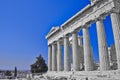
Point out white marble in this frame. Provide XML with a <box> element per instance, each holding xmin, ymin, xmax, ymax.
<box><xmin>48</xmin><ymin>45</ymin><xmax>52</xmax><ymax>71</ymax></box>
<box><xmin>52</xmin><ymin>44</ymin><xmax>57</xmax><ymax>71</ymax></box>
<box><xmin>46</xmin><ymin>0</ymin><xmax>120</xmax><ymax>79</ymax></box>
<box><xmin>78</xmin><ymin>36</ymin><xmax>84</xmax><ymax>70</ymax></box>
<box><xmin>57</xmin><ymin>40</ymin><xmax>62</xmax><ymax>71</ymax></box>
<box><xmin>72</xmin><ymin>32</ymin><xmax>80</xmax><ymax>71</ymax></box>
<box><xmin>64</xmin><ymin>36</ymin><xmax>71</xmax><ymax>71</ymax></box>
<box><xmin>96</xmin><ymin>19</ymin><xmax>110</xmax><ymax>71</ymax></box>
<box><xmin>83</xmin><ymin>27</ymin><xmax>94</xmax><ymax>71</ymax></box>
<box><xmin>111</xmin><ymin>12</ymin><xmax>120</xmax><ymax>70</ymax></box>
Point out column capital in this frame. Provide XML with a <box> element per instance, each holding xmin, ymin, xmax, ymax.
<box><xmin>63</xmin><ymin>35</ymin><xmax>69</xmax><ymax>38</ymax></box>
<box><xmin>51</xmin><ymin>41</ymin><xmax>57</xmax><ymax>46</ymax></box>
<box><xmin>82</xmin><ymin>26</ymin><xmax>89</xmax><ymax>31</ymax></box>
<box><xmin>71</xmin><ymin>30</ymin><xmax>78</xmax><ymax>34</ymax></box>
<box><xmin>57</xmin><ymin>37</ymin><xmax>63</xmax><ymax>42</ymax></box>
<box><xmin>83</xmin><ymin>24</ymin><xmax>91</xmax><ymax>29</ymax></box>
<box><xmin>95</xmin><ymin>16</ymin><xmax>106</xmax><ymax>22</ymax></box>
<box><xmin>63</xmin><ymin>33</ymin><xmax>71</xmax><ymax>38</ymax></box>
<box><xmin>57</xmin><ymin>39</ymin><xmax>63</xmax><ymax>46</ymax></box>
<box><xmin>110</xmin><ymin>8</ymin><xmax>120</xmax><ymax>14</ymax></box>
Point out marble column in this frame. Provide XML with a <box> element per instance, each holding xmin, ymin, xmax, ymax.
<box><xmin>96</xmin><ymin>19</ymin><xmax>110</xmax><ymax>71</ymax></box>
<box><xmin>57</xmin><ymin>40</ymin><xmax>62</xmax><ymax>71</ymax></box>
<box><xmin>83</xmin><ymin>27</ymin><xmax>94</xmax><ymax>71</ymax></box>
<box><xmin>72</xmin><ymin>32</ymin><xmax>80</xmax><ymax>71</ymax></box>
<box><xmin>111</xmin><ymin>12</ymin><xmax>120</xmax><ymax>69</ymax></box>
<box><xmin>48</xmin><ymin>45</ymin><xmax>52</xmax><ymax>71</ymax></box>
<box><xmin>52</xmin><ymin>43</ymin><xmax>57</xmax><ymax>71</ymax></box>
<box><xmin>78</xmin><ymin>36</ymin><xmax>84</xmax><ymax>69</ymax></box>
<box><xmin>64</xmin><ymin>36</ymin><xmax>71</xmax><ymax>71</ymax></box>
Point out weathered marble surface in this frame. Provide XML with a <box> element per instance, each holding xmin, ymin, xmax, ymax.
<box><xmin>43</xmin><ymin>70</ymin><xmax>120</xmax><ymax>80</ymax></box>
<box><xmin>46</xmin><ymin>0</ymin><xmax>120</xmax><ymax>79</ymax></box>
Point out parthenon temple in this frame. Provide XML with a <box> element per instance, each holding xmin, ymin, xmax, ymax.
<box><xmin>45</xmin><ymin>0</ymin><xmax>120</xmax><ymax>79</ymax></box>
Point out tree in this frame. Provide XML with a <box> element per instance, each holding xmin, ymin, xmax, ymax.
<box><xmin>31</xmin><ymin>54</ymin><xmax>48</xmax><ymax>73</ymax></box>
<box><xmin>5</xmin><ymin>70</ymin><xmax>12</xmax><ymax>76</ymax></box>
<box><xmin>14</xmin><ymin>66</ymin><xmax>17</xmax><ymax>77</ymax></box>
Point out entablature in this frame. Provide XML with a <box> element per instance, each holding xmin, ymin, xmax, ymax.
<box><xmin>46</xmin><ymin>0</ymin><xmax>118</xmax><ymax>45</ymax></box>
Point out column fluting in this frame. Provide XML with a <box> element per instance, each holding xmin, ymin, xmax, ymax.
<box><xmin>96</xmin><ymin>19</ymin><xmax>110</xmax><ymax>71</ymax></box>
<box><xmin>78</xmin><ymin>36</ymin><xmax>84</xmax><ymax>70</ymax></box>
<box><xmin>64</xmin><ymin>36</ymin><xmax>71</xmax><ymax>71</ymax></box>
<box><xmin>72</xmin><ymin>32</ymin><xmax>80</xmax><ymax>71</ymax></box>
<box><xmin>57</xmin><ymin>40</ymin><xmax>62</xmax><ymax>71</ymax></box>
<box><xmin>52</xmin><ymin>43</ymin><xmax>57</xmax><ymax>71</ymax></box>
<box><xmin>111</xmin><ymin>12</ymin><xmax>120</xmax><ymax>69</ymax></box>
<box><xmin>83</xmin><ymin>27</ymin><xmax>94</xmax><ymax>71</ymax></box>
<box><xmin>48</xmin><ymin>45</ymin><xmax>52</xmax><ymax>71</ymax></box>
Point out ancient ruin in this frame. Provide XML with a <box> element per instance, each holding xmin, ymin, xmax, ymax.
<box><xmin>46</xmin><ymin>0</ymin><xmax>120</xmax><ymax>79</ymax></box>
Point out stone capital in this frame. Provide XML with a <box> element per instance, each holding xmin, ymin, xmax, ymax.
<box><xmin>95</xmin><ymin>16</ymin><xmax>106</xmax><ymax>22</ymax></box>
<box><xmin>83</xmin><ymin>23</ymin><xmax>91</xmax><ymax>29</ymax></box>
<box><xmin>57</xmin><ymin>37</ymin><xmax>63</xmax><ymax>41</ymax></box>
<box><xmin>82</xmin><ymin>26</ymin><xmax>89</xmax><ymax>30</ymax></box>
<box><xmin>110</xmin><ymin>8</ymin><xmax>120</xmax><ymax>14</ymax></box>
<box><xmin>57</xmin><ymin>39</ymin><xmax>63</xmax><ymax>46</ymax></box>
<box><xmin>63</xmin><ymin>35</ymin><xmax>69</xmax><ymax>38</ymax></box>
<box><xmin>71</xmin><ymin>30</ymin><xmax>78</xmax><ymax>34</ymax></box>
<box><xmin>51</xmin><ymin>41</ymin><xmax>57</xmax><ymax>45</ymax></box>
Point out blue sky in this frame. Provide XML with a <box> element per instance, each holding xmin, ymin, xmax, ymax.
<box><xmin>0</xmin><ymin>0</ymin><xmax>114</xmax><ymax>70</ymax></box>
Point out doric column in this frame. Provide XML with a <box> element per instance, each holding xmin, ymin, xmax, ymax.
<box><xmin>96</xmin><ymin>18</ymin><xmax>110</xmax><ymax>71</ymax></box>
<box><xmin>78</xmin><ymin>36</ymin><xmax>84</xmax><ymax>69</ymax></box>
<box><xmin>52</xmin><ymin>43</ymin><xmax>57</xmax><ymax>71</ymax></box>
<box><xmin>64</xmin><ymin>36</ymin><xmax>71</xmax><ymax>71</ymax></box>
<box><xmin>48</xmin><ymin>45</ymin><xmax>52</xmax><ymax>71</ymax></box>
<box><xmin>83</xmin><ymin>27</ymin><xmax>94</xmax><ymax>71</ymax></box>
<box><xmin>110</xmin><ymin>12</ymin><xmax>120</xmax><ymax>69</ymax></box>
<box><xmin>72</xmin><ymin>32</ymin><xmax>80</xmax><ymax>71</ymax></box>
<box><xmin>57</xmin><ymin>39</ymin><xmax>62</xmax><ymax>71</ymax></box>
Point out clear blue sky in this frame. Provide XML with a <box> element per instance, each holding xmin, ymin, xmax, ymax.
<box><xmin>0</xmin><ymin>0</ymin><xmax>114</xmax><ymax>70</ymax></box>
